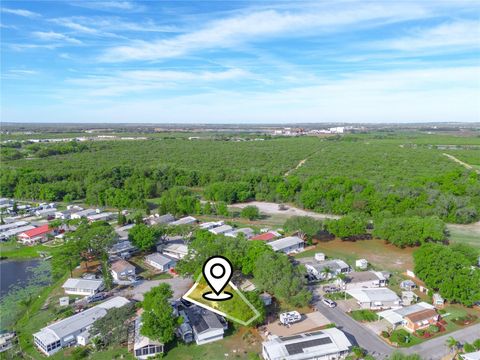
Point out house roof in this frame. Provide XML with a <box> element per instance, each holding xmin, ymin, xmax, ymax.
<box><xmin>20</xmin><ymin>224</ymin><xmax>50</xmax><ymax>238</ymax></box>
<box><xmin>268</xmin><ymin>236</ymin><xmax>303</xmax><ymax>252</ymax></box>
<box><xmin>62</xmin><ymin>278</ymin><xmax>104</xmax><ymax>291</ymax></box>
<box><xmin>186</xmin><ymin>307</ymin><xmax>223</xmax><ymax>335</ymax></box>
<box><xmin>145</xmin><ymin>252</ymin><xmax>176</xmax><ymax>266</ymax></box>
<box><xmin>1</xmin><ymin>225</ymin><xmax>36</xmax><ymax>238</ymax></box>
<box><xmin>346</xmin><ymin>288</ymin><xmax>400</xmax><ymax>303</ymax></box>
<box><xmin>404</xmin><ymin>309</ymin><xmax>438</xmax><ymax>323</ymax></box>
<box><xmin>262</xmin><ymin>328</ymin><xmax>351</xmax><ymax>359</ymax></box>
<box><xmin>307</xmin><ymin>259</ymin><xmax>349</xmax><ymax>273</ymax></box>
<box><xmin>33</xmin><ymin>297</ymin><xmax>129</xmax><ymax>345</ymax></box>
<box><xmin>163</xmin><ymin>243</ymin><xmax>188</xmax><ymax>255</ymax></box>
<box><xmin>109</xmin><ymin>240</ymin><xmax>136</xmax><ymax>254</ymax></box>
<box><xmin>251</xmin><ymin>232</ymin><xmax>277</xmax><ymax>241</ymax></box>
<box><xmin>111</xmin><ymin>259</ymin><xmax>135</xmax><ymax>273</ymax></box>
<box><xmin>378</xmin><ymin>302</ymin><xmax>434</xmax><ymax>325</ymax></box>
<box><xmin>347</xmin><ymin>271</ymin><xmax>385</xmax><ymax>283</ymax></box>
<box><xmin>462</xmin><ymin>351</ymin><xmax>480</xmax><ymax>360</ymax></box>
<box><xmin>225</xmin><ymin>228</ymin><xmax>254</xmax><ymax>238</ymax></box>
<box><xmin>134</xmin><ymin>316</ymin><xmax>163</xmax><ymax>350</ymax></box>
<box><xmin>209</xmin><ymin>224</ymin><xmax>233</xmax><ymax>234</ymax></box>
<box><xmin>170</xmin><ymin>216</ymin><xmax>197</xmax><ymax>226</ymax></box>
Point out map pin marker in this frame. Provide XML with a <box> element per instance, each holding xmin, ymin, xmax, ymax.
<box><xmin>202</xmin><ymin>256</ymin><xmax>233</xmax><ymax>301</ymax></box>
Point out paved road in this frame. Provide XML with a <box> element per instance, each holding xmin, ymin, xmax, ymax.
<box><xmin>317</xmin><ymin>300</ymin><xmax>480</xmax><ymax>360</ymax></box>
<box><xmin>316</xmin><ymin>301</ymin><xmax>393</xmax><ymax>359</ymax></box>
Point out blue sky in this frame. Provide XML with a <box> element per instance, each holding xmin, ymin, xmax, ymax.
<box><xmin>1</xmin><ymin>1</ymin><xmax>479</xmax><ymax>123</ymax></box>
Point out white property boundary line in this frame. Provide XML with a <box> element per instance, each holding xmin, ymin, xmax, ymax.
<box><xmin>182</xmin><ymin>274</ymin><xmax>261</xmax><ymax>326</ymax></box>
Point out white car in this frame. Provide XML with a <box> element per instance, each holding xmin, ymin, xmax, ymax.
<box><xmin>322</xmin><ymin>298</ymin><xmax>337</xmax><ymax>308</ymax></box>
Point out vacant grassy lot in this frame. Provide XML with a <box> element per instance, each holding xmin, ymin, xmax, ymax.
<box><xmin>295</xmin><ymin>238</ymin><xmax>414</xmax><ymax>272</ymax></box>
<box><xmin>447</xmin><ymin>223</ymin><xmax>480</xmax><ymax>248</ymax></box>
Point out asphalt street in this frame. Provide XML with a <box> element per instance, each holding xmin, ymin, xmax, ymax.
<box><xmin>316</xmin><ymin>300</ymin><xmax>480</xmax><ymax>360</ymax></box>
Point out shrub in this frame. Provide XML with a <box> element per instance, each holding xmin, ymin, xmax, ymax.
<box><xmin>428</xmin><ymin>324</ymin><xmax>439</xmax><ymax>333</ymax></box>
<box><xmin>381</xmin><ymin>330</ymin><xmax>390</xmax><ymax>338</ymax></box>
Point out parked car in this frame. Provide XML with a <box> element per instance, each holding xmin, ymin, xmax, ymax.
<box><xmin>87</xmin><ymin>292</ymin><xmax>106</xmax><ymax>303</ymax></box>
<box><xmin>322</xmin><ymin>298</ymin><xmax>337</xmax><ymax>308</ymax></box>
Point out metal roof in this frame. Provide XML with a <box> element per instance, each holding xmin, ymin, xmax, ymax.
<box><xmin>346</xmin><ymin>288</ymin><xmax>400</xmax><ymax>303</ymax></box>
<box><xmin>62</xmin><ymin>278</ymin><xmax>104</xmax><ymax>291</ymax></box>
<box><xmin>262</xmin><ymin>328</ymin><xmax>351</xmax><ymax>360</ymax></box>
<box><xmin>268</xmin><ymin>236</ymin><xmax>304</xmax><ymax>252</ymax></box>
<box><xmin>145</xmin><ymin>252</ymin><xmax>176</xmax><ymax>266</ymax></box>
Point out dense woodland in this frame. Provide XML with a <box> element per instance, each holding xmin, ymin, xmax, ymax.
<box><xmin>1</xmin><ymin>134</ymin><xmax>480</xmax><ymax>224</ymax></box>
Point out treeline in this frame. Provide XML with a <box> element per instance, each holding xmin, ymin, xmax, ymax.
<box><xmin>176</xmin><ymin>230</ymin><xmax>312</xmax><ymax>307</ymax></box>
<box><xmin>0</xmin><ymin>140</ymin><xmax>91</xmax><ymax>160</ymax></box>
<box><xmin>414</xmin><ymin>243</ymin><xmax>480</xmax><ymax>306</ymax></box>
<box><xmin>2</xmin><ymin>137</ymin><xmax>480</xmax><ymax>224</ymax></box>
<box><xmin>283</xmin><ymin>215</ymin><xmax>446</xmax><ymax>248</ymax></box>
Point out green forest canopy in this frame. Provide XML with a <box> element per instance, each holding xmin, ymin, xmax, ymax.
<box><xmin>2</xmin><ymin>134</ymin><xmax>480</xmax><ymax>224</ymax></box>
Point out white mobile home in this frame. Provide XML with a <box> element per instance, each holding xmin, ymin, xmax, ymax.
<box><xmin>267</xmin><ymin>236</ymin><xmax>304</xmax><ymax>254</ymax></box>
<box><xmin>62</xmin><ymin>278</ymin><xmax>104</xmax><ymax>296</ymax></box>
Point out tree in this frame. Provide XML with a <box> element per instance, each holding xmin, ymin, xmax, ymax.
<box><xmin>216</xmin><ymin>201</ymin><xmax>229</xmax><ymax>216</ymax></box>
<box><xmin>117</xmin><ymin>212</ymin><xmax>127</xmax><ymax>225</ymax></box>
<box><xmin>414</xmin><ymin>243</ymin><xmax>480</xmax><ymax>306</ymax></box>
<box><xmin>373</xmin><ymin>216</ymin><xmax>446</xmax><ymax>247</ymax></box>
<box><xmin>141</xmin><ymin>284</ymin><xmax>176</xmax><ymax>344</ymax></box>
<box><xmin>91</xmin><ymin>303</ymin><xmax>135</xmax><ymax>348</ymax></box>
<box><xmin>129</xmin><ymin>224</ymin><xmax>162</xmax><ymax>251</ymax></box>
<box><xmin>240</xmin><ymin>206</ymin><xmax>260</xmax><ymax>220</ymax></box>
<box><xmin>325</xmin><ymin>215</ymin><xmax>368</xmax><ymax>240</ymax></box>
<box><xmin>446</xmin><ymin>337</ymin><xmax>459</xmax><ymax>354</ymax></box>
<box><xmin>283</xmin><ymin>216</ymin><xmax>323</xmax><ymax>240</ymax></box>
<box><xmin>101</xmin><ymin>256</ymin><xmax>113</xmax><ymax>290</ymax></box>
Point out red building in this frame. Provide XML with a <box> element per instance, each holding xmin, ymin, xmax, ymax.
<box><xmin>18</xmin><ymin>224</ymin><xmax>52</xmax><ymax>245</ymax></box>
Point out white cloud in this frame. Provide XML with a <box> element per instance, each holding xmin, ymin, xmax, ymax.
<box><xmin>69</xmin><ymin>1</ymin><xmax>144</xmax><ymax>12</ymax></box>
<box><xmin>65</xmin><ymin>68</ymin><xmax>251</xmax><ymax>96</ymax></box>
<box><xmin>1</xmin><ymin>7</ymin><xmax>40</xmax><ymax>18</ymax></box>
<box><xmin>50</xmin><ymin>18</ymin><xmax>99</xmax><ymax>34</ymax></box>
<box><xmin>32</xmin><ymin>31</ymin><xmax>83</xmax><ymax>45</ymax></box>
<box><xmin>375</xmin><ymin>20</ymin><xmax>480</xmax><ymax>51</ymax></box>
<box><xmin>98</xmin><ymin>3</ymin><xmax>430</xmax><ymax>62</ymax></box>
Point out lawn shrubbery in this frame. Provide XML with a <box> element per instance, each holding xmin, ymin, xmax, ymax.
<box><xmin>350</xmin><ymin>309</ymin><xmax>377</xmax><ymax>322</ymax></box>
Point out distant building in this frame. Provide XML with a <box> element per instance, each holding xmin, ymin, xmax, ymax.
<box><xmin>145</xmin><ymin>213</ymin><xmax>175</xmax><ymax>226</ymax></box>
<box><xmin>1</xmin><ymin>224</ymin><xmax>36</xmax><ymax>242</ymax></box>
<box><xmin>0</xmin><ymin>332</ymin><xmax>16</xmax><ymax>353</ymax></box>
<box><xmin>432</xmin><ymin>293</ymin><xmax>445</xmax><ymax>308</ymax></box>
<box><xmin>209</xmin><ymin>224</ymin><xmax>233</xmax><ymax>235</ymax></box>
<box><xmin>305</xmin><ymin>259</ymin><xmax>350</xmax><ymax>280</ymax></box>
<box><xmin>160</xmin><ymin>243</ymin><xmax>188</xmax><ymax>260</ymax></box>
<box><xmin>355</xmin><ymin>259</ymin><xmax>368</xmax><ymax>270</ymax></box>
<box><xmin>33</xmin><ymin>297</ymin><xmax>129</xmax><ymax>357</ymax></box>
<box><xmin>87</xmin><ymin>212</ymin><xmax>115</xmax><ymax>222</ymax></box>
<box><xmin>225</xmin><ymin>228</ymin><xmax>254</xmax><ymax>239</ymax></box>
<box><xmin>34</xmin><ymin>208</ymin><xmax>57</xmax><ymax>218</ymax></box>
<box><xmin>262</xmin><ymin>328</ymin><xmax>352</xmax><ymax>360</ymax></box>
<box><xmin>108</xmin><ymin>240</ymin><xmax>137</xmax><ymax>258</ymax></box>
<box><xmin>115</xmin><ymin>224</ymin><xmax>135</xmax><ymax>241</ymax></box>
<box><xmin>267</xmin><ymin>236</ymin><xmax>304</xmax><ymax>254</ymax></box>
<box><xmin>344</xmin><ymin>271</ymin><xmax>387</xmax><ymax>290</ymax></box>
<box><xmin>145</xmin><ymin>253</ymin><xmax>176</xmax><ymax>272</ymax></box>
<box><xmin>169</xmin><ymin>216</ymin><xmax>197</xmax><ymax>226</ymax></box>
<box><xmin>133</xmin><ymin>317</ymin><xmax>164</xmax><ymax>359</ymax></box>
<box><xmin>200</xmin><ymin>221</ymin><xmax>224</xmax><ymax>230</ymax></box>
<box><xmin>347</xmin><ymin>288</ymin><xmax>401</xmax><ymax>310</ymax></box>
<box><xmin>110</xmin><ymin>259</ymin><xmax>136</xmax><ymax>282</ymax></box>
<box><xmin>400</xmin><ymin>280</ymin><xmax>417</xmax><ymax>291</ymax></box>
<box><xmin>17</xmin><ymin>224</ymin><xmax>52</xmax><ymax>245</ymax></box>
<box><xmin>62</xmin><ymin>278</ymin><xmax>104</xmax><ymax>296</ymax></box>
<box><xmin>71</xmin><ymin>209</ymin><xmax>97</xmax><ymax>220</ymax></box>
<box><xmin>251</xmin><ymin>231</ymin><xmax>280</xmax><ymax>241</ymax></box>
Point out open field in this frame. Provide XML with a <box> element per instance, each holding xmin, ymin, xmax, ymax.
<box><xmin>447</xmin><ymin>222</ymin><xmax>480</xmax><ymax>248</ymax></box>
<box><xmin>295</xmin><ymin>239</ymin><xmax>415</xmax><ymax>272</ymax></box>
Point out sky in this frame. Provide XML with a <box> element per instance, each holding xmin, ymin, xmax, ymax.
<box><xmin>1</xmin><ymin>0</ymin><xmax>479</xmax><ymax>124</ymax></box>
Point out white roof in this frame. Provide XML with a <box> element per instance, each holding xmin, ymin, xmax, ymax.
<box><xmin>268</xmin><ymin>236</ymin><xmax>304</xmax><ymax>252</ymax></box>
<box><xmin>134</xmin><ymin>317</ymin><xmax>163</xmax><ymax>350</ymax></box>
<box><xmin>347</xmin><ymin>288</ymin><xmax>400</xmax><ymax>303</ymax></box>
<box><xmin>169</xmin><ymin>216</ymin><xmax>196</xmax><ymax>226</ymax></box>
<box><xmin>72</xmin><ymin>209</ymin><xmax>97</xmax><ymax>217</ymax></box>
<box><xmin>225</xmin><ymin>228</ymin><xmax>254</xmax><ymax>238</ymax></box>
<box><xmin>262</xmin><ymin>328</ymin><xmax>351</xmax><ymax>360</ymax></box>
<box><xmin>0</xmin><ymin>220</ymin><xmax>29</xmax><ymax>232</ymax></box>
<box><xmin>87</xmin><ymin>212</ymin><xmax>114</xmax><ymax>220</ymax></box>
<box><xmin>462</xmin><ymin>351</ymin><xmax>480</xmax><ymax>360</ymax></box>
<box><xmin>1</xmin><ymin>225</ymin><xmax>36</xmax><ymax>238</ymax></box>
<box><xmin>62</xmin><ymin>278</ymin><xmax>103</xmax><ymax>291</ymax></box>
<box><xmin>378</xmin><ymin>302</ymin><xmax>434</xmax><ymax>325</ymax></box>
<box><xmin>146</xmin><ymin>252</ymin><xmax>176</xmax><ymax>266</ymax></box>
<box><xmin>33</xmin><ymin>297</ymin><xmax>129</xmax><ymax>345</ymax></box>
<box><xmin>209</xmin><ymin>224</ymin><xmax>233</xmax><ymax>234</ymax></box>
<box><xmin>163</xmin><ymin>243</ymin><xmax>188</xmax><ymax>254</ymax></box>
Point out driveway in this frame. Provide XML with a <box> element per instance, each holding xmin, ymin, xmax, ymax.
<box><xmin>120</xmin><ymin>277</ymin><xmax>193</xmax><ymax>301</ymax></box>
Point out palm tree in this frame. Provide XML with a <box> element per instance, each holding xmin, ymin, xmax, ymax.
<box><xmin>446</xmin><ymin>336</ymin><xmax>459</xmax><ymax>356</ymax></box>
<box><xmin>322</xmin><ymin>267</ymin><xmax>332</xmax><ymax>279</ymax></box>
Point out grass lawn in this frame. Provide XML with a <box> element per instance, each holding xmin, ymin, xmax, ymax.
<box><xmin>441</xmin><ymin>305</ymin><xmax>480</xmax><ymax>332</ymax></box>
<box><xmin>447</xmin><ymin>225</ymin><xmax>480</xmax><ymax>249</ymax></box>
<box><xmin>0</xmin><ymin>241</ymin><xmax>64</xmax><ymax>259</ymax></box>
<box><xmin>349</xmin><ymin>309</ymin><xmax>378</xmax><ymax>322</ymax></box>
<box><xmin>294</xmin><ymin>239</ymin><xmax>414</xmax><ymax>272</ymax></box>
<box><xmin>164</xmin><ymin>328</ymin><xmax>261</xmax><ymax>360</ymax></box>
